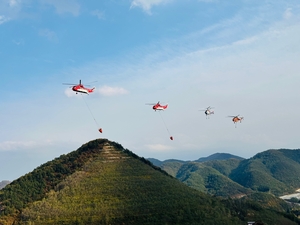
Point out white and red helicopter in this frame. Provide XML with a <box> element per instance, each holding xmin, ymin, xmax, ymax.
<box><xmin>146</xmin><ymin>101</ymin><xmax>173</xmax><ymax>140</ymax></box>
<box><xmin>200</xmin><ymin>106</ymin><xmax>214</xmax><ymax>119</ymax></box>
<box><xmin>63</xmin><ymin>80</ymin><xmax>95</xmax><ymax>94</ymax></box>
<box><xmin>146</xmin><ymin>101</ymin><xmax>168</xmax><ymax>111</ymax></box>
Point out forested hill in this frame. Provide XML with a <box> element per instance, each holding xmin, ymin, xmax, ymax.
<box><xmin>148</xmin><ymin>152</ymin><xmax>243</xmax><ymax>167</ymax></box>
<box><xmin>0</xmin><ymin>139</ymin><xmax>240</xmax><ymax>225</ymax></box>
<box><xmin>152</xmin><ymin>148</ymin><xmax>300</xmax><ymax>198</ymax></box>
<box><xmin>230</xmin><ymin>148</ymin><xmax>300</xmax><ymax>195</ymax></box>
<box><xmin>196</xmin><ymin>153</ymin><xmax>245</xmax><ymax>162</ymax></box>
<box><xmin>0</xmin><ymin>139</ymin><xmax>299</xmax><ymax>225</ymax></box>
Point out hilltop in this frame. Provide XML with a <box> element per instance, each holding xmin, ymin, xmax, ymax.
<box><xmin>0</xmin><ymin>139</ymin><xmax>298</xmax><ymax>225</ymax></box>
<box><xmin>0</xmin><ymin>139</ymin><xmax>239</xmax><ymax>225</ymax></box>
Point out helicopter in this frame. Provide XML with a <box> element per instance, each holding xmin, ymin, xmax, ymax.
<box><xmin>63</xmin><ymin>80</ymin><xmax>95</xmax><ymax>94</ymax></box>
<box><xmin>146</xmin><ymin>101</ymin><xmax>168</xmax><ymax>111</ymax></box>
<box><xmin>200</xmin><ymin>106</ymin><xmax>214</xmax><ymax>119</ymax></box>
<box><xmin>228</xmin><ymin>115</ymin><xmax>244</xmax><ymax>127</ymax></box>
<box><xmin>145</xmin><ymin>101</ymin><xmax>173</xmax><ymax>140</ymax></box>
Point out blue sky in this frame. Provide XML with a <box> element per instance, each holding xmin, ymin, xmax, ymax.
<box><xmin>1</xmin><ymin>0</ymin><xmax>300</xmax><ymax>181</ymax></box>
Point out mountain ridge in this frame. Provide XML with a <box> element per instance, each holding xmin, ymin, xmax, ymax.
<box><xmin>0</xmin><ymin>140</ymin><xmax>299</xmax><ymax>224</ymax></box>
<box><xmin>151</xmin><ymin>148</ymin><xmax>300</xmax><ymax>198</ymax></box>
<box><xmin>148</xmin><ymin>152</ymin><xmax>243</xmax><ymax>166</ymax></box>
<box><xmin>0</xmin><ymin>139</ymin><xmax>243</xmax><ymax>225</ymax></box>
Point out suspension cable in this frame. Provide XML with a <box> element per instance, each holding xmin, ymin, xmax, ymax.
<box><xmin>158</xmin><ymin>111</ymin><xmax>173</xmax><ymax>140</ymax></box>
<box><xmin>81</xmin><ymin>94</ymin><xmax>102</xmax><ymax>133</ymax></box>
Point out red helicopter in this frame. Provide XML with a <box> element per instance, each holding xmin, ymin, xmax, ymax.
<box><xmin>228</xmin><ymin>115</ymin><xmax>244</xmax><ymax>127</ymax></box>
<box><xmin>146</xmin><ymin>101</ymin><xmax>168</xmax><ymax>111</ymax></box>
<box><xmin>146</xmin><ymin>101</ymin><xmax>173</xmax><ymax>140</ymax></box>
<box><xmin>63</xmin><ymin>80</ymin><xmax>95</xmax><ymax>94</ymax></box>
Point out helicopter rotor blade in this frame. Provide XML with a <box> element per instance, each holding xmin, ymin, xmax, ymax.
<box><xmin>84</xmin><ymin>81</ymin><xmax>98</xmax><ymax>87</ymax></box>
<box><xmin>87</xmin><ymin>81</ymin><xmax>98</xmax><ymax>84</ymax></box>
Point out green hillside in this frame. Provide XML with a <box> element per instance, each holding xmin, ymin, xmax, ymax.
<box><xmin>160</xmin><ymin>160</ymin><xmax>185</xmax><ymax>177</ymax></box>
<box><xmin>203</xmin><ymin>158</ymin><xmax>242</xmax><ymax>176</ymax></box>
<box><xmin>176</xmin><ymin>162</ymin><xmax>252</xmax><ymax>197</ymax></box>
<box><xmin>230</xmin><ymin>149</ymin><xmax>300</xmax><ymax>196</ymax></box>
<box><xmin>0</xmin><ymin>139</ymin><xmax>243</xmax><ymax>225</ymax></box>
<box><xmin>154</xmin><ymin>157</ymin><xmax>247</xmax><ymax>197</ymax></box>
<box><xmin>196</xmin><ymin>153</ymin><xmax>244</xmax><ymax>162</ymax></box>
<box><xmin>154</xmin><ymin>149</ymin><xmax>300</xmax><ymax>198</ymax></box>
<box><xmin>0</xmin><ymin>140</ymin><xmax>299</xmax><ymax>225</ymax></box>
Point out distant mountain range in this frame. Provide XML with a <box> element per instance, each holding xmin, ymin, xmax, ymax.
<box><xmin>149</xmin><ymin>152</ymin><xmax>244</xmax><ymax>166</ymax></box>
<box><xmin>0</xmin><ymin>180</ymin><xmax>10</xmax><ymax>190</ymax></box>
<box><xmin>0</xmin><ymin>139</ymin><xmax>299</xmax><ymax>225</ymax></box>
<box><xmin>148</xmin><ymin>149</ymin><xmax>300</xmax><ymax>197</ymax></box>
<box><xmin>196</xmin><ymin>152</ymin><xmax>245</xmax><ymax>162</ymax></box>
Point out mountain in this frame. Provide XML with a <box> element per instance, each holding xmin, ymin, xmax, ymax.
<box><xmin>196</xmin><ymin>153</ymin><xmax>245</xmax><ymax>162</ymax></box>
<box><xmin>176</xmin><ymin>160</ymin><xmax>252</xmax><ymax>198</ymax></box>
<box><xmin>153</xmin><ymin>149</ymin><xmax>300</xmax><ymax>198</ymax></box>
<box><xmin>148</xmin><ymin>158</ymin><xmax>187</xmax><ymax>167</ymax></box>
<box><xmin>230</xmin><ymin>149</ymin><xmax>300</xmax><ymax>196</ymax></box>
<box><xmin>148</xmin><ymin>153</ymin><xmax>243</xmax><ymax>167</ymax></box>
<box><xmin>149</xmin><ymin>154</ymin><xmax>246</xmax><ymax>197</ymax></box>
<box><xmin>0</xmin><ymin>139</ymin><xmax>240</xmax><ymax>224</ymax></box>
<box><xmin>0</xmin><ymin>139</ymin><xmax>298</xmax><ymax>225</ymax></box>
<box><xmin>147</xmin><ymin>153</ymin><xmax>243</xmax><ymax>179</ymax></box>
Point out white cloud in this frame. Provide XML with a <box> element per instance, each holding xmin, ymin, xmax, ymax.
<box><xmin>130</xmin><ymin>0</ymin><xmax>171</xmax><ymax>14</ymax></box>
<box><xmin>97</xmin><ymin>86</ymin><xmax>128</xmax><ymax>96</ymax></box>
<box><xmin>12</xmin><ymin>39</ymin><xmax>24</xmax><ymax>45</ymax></box>
<box><xmin>0</xmin><ymin>0</ymin><xmax>23</xmax><ymax>24</ymax></box>
<box><xmin>0</xmin><ymin>15</ymin><xmax>10</xmax><ymax>24</ymax></box>
<box><xmin>198</xmin><ymin>0</ymin><xmax>217</xmax><ymax>2</ymax></box>
<box><xmin>39</xmin><ymin>28</ymin><xmax>58</xmax><ymax>42</ymax></box>
<box><xmin>0</xmin><ymin>0</ymin><xmax>80</xmax><ymax>25</ymax></box>
<box><xmin>9</xmin><ymin>0</ymin><xmax>19</xmax><ymax>7</ymax></box>
<box><xmin>91</xmin><ymin>9</ymin><xmax>105</xmax><ymax>20</ymax></box>
<box><xmin>40</xmin><ymin>0</ymin><xmax>80</xmax><ymax>16</ymax></box>
<box><xmin>283</xmin><ymin>8</ymin><xmax>293</xmax><ymax>20</ymax></box>
<box><xmin>0</xmin><ymin>140</ymin><xmax>54</xmax><ymax>151</ymax></box>
<box><xmin>145</xmin><ymin>144</ymin><xmax>173</xmax><ymax>152</ymax></box>
<box><xmin>64</xmin><ymin>88</ymin><xmax>78</xmax><ymax>97</ymax></box>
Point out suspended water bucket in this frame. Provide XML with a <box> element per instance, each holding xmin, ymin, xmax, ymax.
<box><xmin>170</xmin><ymin>136</ymin><xmax>173</xmax><ymax>140</ymax></box>
<box><xmin>99</xmin><ymin>128</ymin><xmax>103</xmax><ymax>133</ymax></box>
